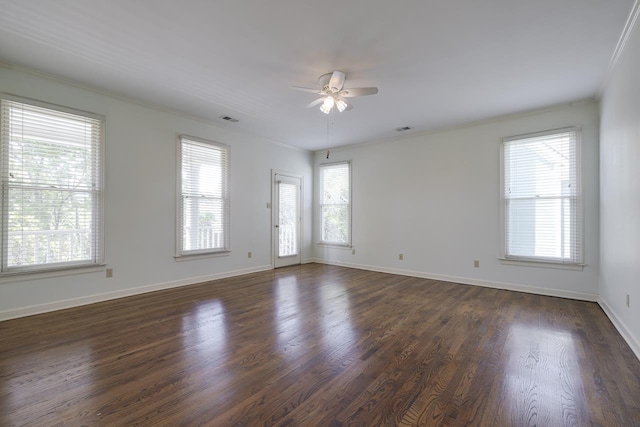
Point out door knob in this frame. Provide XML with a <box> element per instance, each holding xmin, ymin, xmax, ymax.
<box><xmin>275</xmin><ymin>224</ymin><xmax>279</xmax><ymax>228</ymax></box>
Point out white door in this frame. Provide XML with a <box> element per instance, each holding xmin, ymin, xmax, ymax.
<box><xmin>273</xmin><ymin>172</ymin><xmax>302</xmax><ymax>267</ymax></box>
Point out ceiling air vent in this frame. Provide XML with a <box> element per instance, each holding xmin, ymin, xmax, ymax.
<box><xmin>395</xmin><ymin>126</ymin><xmax>412</xmax><ymax>132</ymax></box>
<box><xmin>220</xmin><ymin>115</ymin><xmax>239</xmax><ymax>123</ymax></box>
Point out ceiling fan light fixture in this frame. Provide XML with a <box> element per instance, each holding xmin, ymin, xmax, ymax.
<box><xmin>292</xmin><ymin>71</ymin><xmax>378</xmax><ymax>114</ymax></box>
<box><xmin>320</xmin><ymin>96</ymin><xmax>334</xmax><ymax>114</ymax></box>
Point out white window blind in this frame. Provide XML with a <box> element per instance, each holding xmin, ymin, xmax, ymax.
<box><xmin>0</xmin><ymin>97</ymin><xmax>104</xmax><ymax>273</ymax></box>
<box><xmin>278</xmin><ymin>181</ymin><xmax>298</xmax><ymax>257</ymax></box>
<box><xmin>178</xmin><ymin>136</ymin><xmax>229</xmax><ymax>255</ymax></box>
<box><xmin>319</xmin><ymin>162</ymin><xmax>350</xmax><ymax>245</ymax></box>
<box><xmin>502</xmin><ymin>128</ymin><xmax>582</xmax><ymax>264</ymax></box>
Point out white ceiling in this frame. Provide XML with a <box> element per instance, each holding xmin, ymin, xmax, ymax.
<box><xmin>0</xmin><ymin>1</ymin><xmax>634</xmax><ymax>150</ymax></box>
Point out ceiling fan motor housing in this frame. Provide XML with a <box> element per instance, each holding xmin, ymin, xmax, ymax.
<box><xmin>319</xmin><ymin>71</ymin><xmax>346</xmax><ymax>93</ymax></box>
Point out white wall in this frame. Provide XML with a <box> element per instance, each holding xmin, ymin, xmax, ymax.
<box><xmin>0</xmin><ymin>66</ymin><xmax>313</xmax><ymax>319</ymax></box>
<box><xmin>599</xmin><ymin>12</ymin><xmax>640</xmax><ymax>358</ymax></box>
<box><xmin>314</xmin><ymin>101</ymin><xmax>600</xmax><ymax>300</ymax></box>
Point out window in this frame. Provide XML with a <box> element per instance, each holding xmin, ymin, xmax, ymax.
<box><xmin>0</xmin><ymin>96</ymin><xmax>104</xmax><ymax>274</ymax></box>
<box><xmin>501</xmin><ymin>127</ymin><xmax>582</xmax><ymax>264</ymax></box>
<box><xmin>319</xmin><ymin>161</ymin><xmax>351</xmax><ymax>245</ymax></box>
<box><xmin>177</xmin><ymin>135</ymin><xmax>229</xmax><ymax>256</ymax></box>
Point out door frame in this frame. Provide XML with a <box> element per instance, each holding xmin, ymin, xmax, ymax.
<box><xmin>271</xmin><ymin>169</ymin><xmax>304</xmax><ymax>268</ymax></box>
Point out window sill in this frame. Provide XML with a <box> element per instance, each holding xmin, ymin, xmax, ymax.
<box><xmin>0</xmin><ymin>264</ymin><xmax>106</xmax><ymax>284</ymax></box>
<box><xmin>499</xmin><ymin>258</ymin><xmax>585</xmax><ymax>271</ymax></box>
<box><xmin>317</xmin><ymin>243</ymin><xmax>352</xmax><ymax>250</ymax></box>
<box><xmin>175</xmin><ymin>251</ymin><xmax>231</xmax><ymax>262</ymax></box>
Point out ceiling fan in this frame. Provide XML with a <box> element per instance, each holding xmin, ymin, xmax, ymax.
<box><xmin>291</xmin><ymin>71</ymin><xmax>378</xmax><ymax>114</ymax></box>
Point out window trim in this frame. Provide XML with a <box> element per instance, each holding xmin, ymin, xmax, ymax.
<box><xmin>0</xmin><ymin>94</ymin><xmax>105</xmax><ymax>276</ymax></box>
<box><xmin>318</xmin><ymin>160</ymin><xmax>352</xmax><ymax>247</ymax></box>
<box><xmin>499</xmin><ymin>126</ymin><xmax>583</xmax><ymax>267</ymax></box>
<box><xmin>175</xmin><ymin>134</ymin><xmax>230</xmax><ymax>259</ymax></box>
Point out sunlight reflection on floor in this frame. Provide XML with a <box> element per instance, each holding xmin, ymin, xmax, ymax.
<box><xmin>503</xmin><ymin>323</ymin><xmax>582</xmax><ymax>425</ymax></box>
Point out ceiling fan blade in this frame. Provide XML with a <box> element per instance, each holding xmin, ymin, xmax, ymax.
<box><xmin>341</xmin><ymin>87</ymin><xmax>379</xmax><ymax>97</ymax></box>
<box><xmin>329</xmin><ymin>71</ymin><xmax>346</xmax><ymax>92</ymax></box>
<box><xmin>290</xmin><ymin>86</ymin><xmax>323</xmax><ymax>94</ymax></box>
<box><xmin>306</xmin><ymin>97</ymin><xmax>325</xmax><ymax>108</ymax></box>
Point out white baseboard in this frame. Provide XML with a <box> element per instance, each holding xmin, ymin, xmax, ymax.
<box><xmin>597</xmin><ymin>296</ymin><xmax>640</xmax><ymax>361</ymax></box>
<box><xmin>0</xmin><ymin>265</ymin><xmax>273</xmax><ymax>321</ymax></box>
<box><xmin>308</xmin><ymin>258</ymin><xmax>598</xmax><ymax>302</ymax></box>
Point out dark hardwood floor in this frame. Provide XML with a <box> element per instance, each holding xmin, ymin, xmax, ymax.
<box><xmin>1</xmin><ymin>263</ymin><xmax>639</xmax><ymax>426</ymax></box>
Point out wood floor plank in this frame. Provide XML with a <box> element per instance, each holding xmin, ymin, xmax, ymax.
<box><xmin>1</xmin><ymin>263</ymin><xmax>639</xmax><ymax>426</ymax></box>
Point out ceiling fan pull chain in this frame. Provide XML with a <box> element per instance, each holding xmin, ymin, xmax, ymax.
<box><xmin>326</xmin><ymin>113</ymin><xmax>330</xmax><ymax>150</ymax></box>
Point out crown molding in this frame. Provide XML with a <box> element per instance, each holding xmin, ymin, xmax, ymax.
<box><xmin>598</xmin><ymin>0</ymin><xmax>640</xmax><ymax>98</ymax></box>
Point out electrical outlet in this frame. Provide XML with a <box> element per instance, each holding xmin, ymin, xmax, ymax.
<box><xmin>627</xmin><ymin>294</ymin><xmax>630</xmax><ymax>308</ymax></box>
<box><xmin>106</xmin><ymin>268</ymin><xmax>113</xmax><ymax>278</ymax></box>
<box><xmin>248</xmin><ymin>251</ymin><xmax>252</xmax><ymax>258</ymax></box>
<box><xmin>352</xmin><ymin>249</ymin><xmax>355</xmax><ymax>255</ymax></box>
<box><xmin>399</xmin><ymin>253</ymin><xmax>404</xmax><ymax>261</ymax></box>
<box><xmin>474</xmin><ymin>260</ymin><xmax>480</xmax><ymax>268</ymax></box>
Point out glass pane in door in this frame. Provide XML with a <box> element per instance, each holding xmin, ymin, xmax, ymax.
<box><xmin>278</xmin><ymin>182</ymin><xmax>298</xmax><ymax>257</ymax></box>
